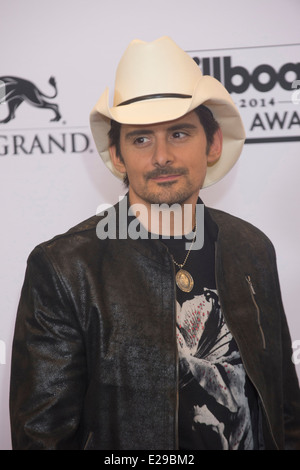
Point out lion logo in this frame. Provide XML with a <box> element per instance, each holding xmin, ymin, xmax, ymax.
<box><xmin>0</xmin><ymin>76</ymin><xmax>61</xmax><ymax>123</ymax></box>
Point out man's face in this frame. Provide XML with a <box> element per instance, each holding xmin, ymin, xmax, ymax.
<box><xmin>109</xmin><ymin>110</ymin><xmax>222</xmax><ymax>208</ymax></box>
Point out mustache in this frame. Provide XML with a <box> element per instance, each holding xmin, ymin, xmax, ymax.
<box><xmin>145</xmin><ymin>167</ymin><xmax>188</xmax><ymax>180</ymax></box>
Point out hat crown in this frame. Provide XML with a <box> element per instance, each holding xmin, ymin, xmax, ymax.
<box><xmin>113</xmin><ymin>36</ymin><xmax>202</xmax><ymax>106</ymax></box>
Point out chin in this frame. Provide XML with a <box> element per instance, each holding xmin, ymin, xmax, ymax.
<box><xmin>144</xmin><ymin>188</ymin><xmax>198</xmax><ymax>206</ymax></box>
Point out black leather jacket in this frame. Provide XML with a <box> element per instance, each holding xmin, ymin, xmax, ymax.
<box><xmin>10</xmin><ymin>201</ymin><xmax>300</xmax><ymax>449</ymax></box>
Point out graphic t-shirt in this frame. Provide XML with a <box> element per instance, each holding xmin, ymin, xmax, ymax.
<box><xmin>162</xmin><ymin>216</ymin><xmax>259</xmax><ymax>450</ymax></box>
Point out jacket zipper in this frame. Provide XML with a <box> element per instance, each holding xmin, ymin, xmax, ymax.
<box><xmin>245</xmin><ymin>275</ymin><xmax>266</xmax><ymax>350</ymax></box>
<box><xmin>83</xmin><ymin>431</ymin><xmax>93</xmax><ymax>450</ymax></box>
<box><xmin>162</xmin><ymin>245</ymin><xmax>179</xmax><ymax>450</ymax></box>
<box><xmin>172</xmin><ymin>261</ymin><xmax>179</xmax><ymax>450</ymax></box>
<box><xmin>214</xmin><ymin>243</ymin><xmax>279</xmax><ymax>449</ymax></box>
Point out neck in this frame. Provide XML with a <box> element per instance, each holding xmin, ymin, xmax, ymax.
<box><xmin>128</xmin><ymin>191</ymin><xmax>198</xmax><ymax>237</ymax></box>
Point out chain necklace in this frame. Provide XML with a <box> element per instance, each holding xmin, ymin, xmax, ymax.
<box><xmin>170</xmin><ymin>223</ymin><xmax>197</xmax><ymax>293</ymax></box>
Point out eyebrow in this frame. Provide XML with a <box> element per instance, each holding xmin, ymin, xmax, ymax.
<box><xmin>124</xmin><ymin>123</ymin><xmax>198</xmax><ymax>140</ymax></box>
<box><xmin>124</xmin><ymin>129</ymin><xmax>153</xmax><ymax>140</ymax></box>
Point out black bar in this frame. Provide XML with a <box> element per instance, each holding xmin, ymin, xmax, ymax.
<box><xmin>245</xmin><ymin>136</ymin><xmax>300</xmax><ymax>144</ymax></box>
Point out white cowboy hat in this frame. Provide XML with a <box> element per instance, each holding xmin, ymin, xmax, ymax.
<box><xmin>90</xmin><ymin>36</ymin><xmax>245</xmax><ymax>188</ymax></box>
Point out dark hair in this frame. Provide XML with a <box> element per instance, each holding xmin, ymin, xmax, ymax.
<box><xmin>193</xmin><ymin>105</ymin><xmax>220</xmax><ymax>151</ymax></box>
<box><xmin>108</xmin><ymin>104</ymin><xmax>220</xmax><ymax>187</ymax></box>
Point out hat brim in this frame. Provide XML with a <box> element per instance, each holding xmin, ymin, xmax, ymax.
<box><xmin>90</xmin><ymin>75</ymin><xmax>245</xmax><ymax>188</ymax></box>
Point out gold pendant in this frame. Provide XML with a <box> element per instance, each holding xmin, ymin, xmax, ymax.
<box><xmin>175</xmin><ymin>269</ymin><xmax>194</xmax><ymax>292</ymax></box>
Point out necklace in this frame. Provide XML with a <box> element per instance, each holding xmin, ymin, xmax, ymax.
<box><xmin>170</xmin><ymin>224</ymin><xmax>197</xmax><ymax>293</ymax></box>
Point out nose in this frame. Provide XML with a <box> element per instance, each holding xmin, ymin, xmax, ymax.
<box><xmin>152</xmin><ymin>136</ymin><xmax>174</xmax><ymax>167</ymax></box>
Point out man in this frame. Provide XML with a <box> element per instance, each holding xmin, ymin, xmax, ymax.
<box><xmin>10</xmin><ymin>37</ymin><xmax>300</xmax><ymax>450</ymax></box>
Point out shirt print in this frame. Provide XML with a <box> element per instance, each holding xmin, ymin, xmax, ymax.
<box><xmin>177</xmin><ymin>288</ymin><xmax>255</xmax><ymax>450</ymax></box>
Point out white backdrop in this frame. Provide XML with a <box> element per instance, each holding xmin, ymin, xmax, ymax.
<box><xmin>1</xmin><ymin>0</ymin><xmax>300</xmax><ymax>450</ymax></box>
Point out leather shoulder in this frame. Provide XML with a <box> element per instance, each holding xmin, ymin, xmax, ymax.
<box><xmin>207</xmin><ymin>207</ymin><xmax>275</xmax><ymax>256</ymax></box>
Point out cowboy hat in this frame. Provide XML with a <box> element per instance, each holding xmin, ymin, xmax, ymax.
<box><xmin>90</xmin><ymin>36</ymin><xmax>245</xmax><ymax>188</ymax></box>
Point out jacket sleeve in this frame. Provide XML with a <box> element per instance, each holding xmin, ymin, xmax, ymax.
<box><xmin>9</xmin><ymin>245</ymin><xmax>87</xmax><ymax>449</ymax></box>
<box><xmin>281</xmin><ymin>309</ymin><xmax>300</xmax><ymax>449</ymax></box>
<box><xmin>267</xmin><ymin>246</ymin><xmax>300</xmax><ymax>449</ymax></box>
<box><xmin>278</xmin><ymin>270</ymin><xmax>300</xmax><ymax>450</ymax></box>
<box><xmin>269</xmin><ymin>245</ymin><xmax>300</xmax><ymax>449</ymax></box>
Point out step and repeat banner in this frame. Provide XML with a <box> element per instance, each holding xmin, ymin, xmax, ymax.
<box><xmin>1</xmin><ymin>0</ymin><xmax>300</xmax><ymax>449</ymax></box>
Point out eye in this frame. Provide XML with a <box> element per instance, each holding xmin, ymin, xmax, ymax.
<box><xmin>172</xmin><ymin>131</ymin><xmax>188</xmax><ymax>139</ymax></box>
<box><xmin>133</xmin><ymin>136</ymin><xmax>151</xmax><ymax>145</ymax></box>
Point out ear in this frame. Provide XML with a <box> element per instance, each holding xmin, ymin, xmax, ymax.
<box><xmin>207</xmin><ymin>128</ymin><xmax>223</xmax><ymax>165</ymax></box>
<box><xmin>109</xmin><ymin>145</ymin><xmax>127</xmax><ymax>175</ymax></box>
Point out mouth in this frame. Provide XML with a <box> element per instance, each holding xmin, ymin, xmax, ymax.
<box><xmin>151</xmin><ymin>174</ymin><xmax>182</xmax><ymax>183</ymax></box>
